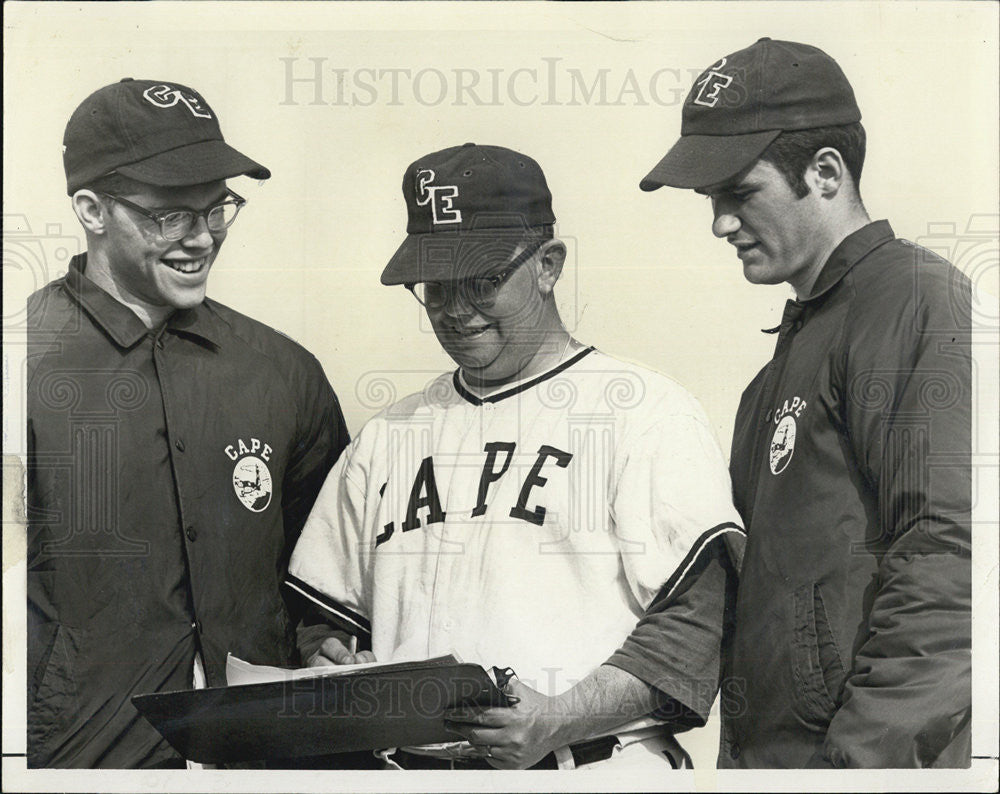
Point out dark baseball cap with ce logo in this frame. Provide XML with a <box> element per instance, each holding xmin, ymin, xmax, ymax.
<box><xmin>640</xmin><ymin>38</ymin><xmax>861</xmax><ymax>191</ymax></box>
<box><xmin>381</xmin><ymin>143</ymin><xmax>556</xmax><ymax>286</ymax></box>
<box><xmin>63</xmin><ymin>78</ymin><xmax>271</xmax><ymax>195</ymax></box>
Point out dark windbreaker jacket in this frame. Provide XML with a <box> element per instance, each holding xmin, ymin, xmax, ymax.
<box><xmin>720</xmin><ymin>221</ymin><xmax>972</xmax><ymax>768</ymax></box>
<box><xmin>26</xmin><ymin>255</ymin><xmax>349</xmax><ymax>767</ymax></box>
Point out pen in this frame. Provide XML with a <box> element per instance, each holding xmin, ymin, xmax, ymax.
<box><xmin>492</xmin><ymin>666</ymin><xmax>520</xmax><ymax>706</ymax></box>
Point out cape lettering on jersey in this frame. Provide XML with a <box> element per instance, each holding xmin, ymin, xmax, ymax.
<box><xmin>374</xmin><ymin>444</ymin><xmax>573</xmax><ymax>547</ymax></box>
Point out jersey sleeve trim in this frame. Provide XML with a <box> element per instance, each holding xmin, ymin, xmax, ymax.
<box><xmin>285</xmin><ymin>574</ymin><xmax>372</xmax><ymax>639</ymax></box>
<box><xmin>657</xmin><ymin>522</ymin><xmax>745</xmax><ymax>603</ymax></box>
<box><xmin>452</xmin><ymin>346</ymin><xmax>596</xmax><ymax>406</ymax></box>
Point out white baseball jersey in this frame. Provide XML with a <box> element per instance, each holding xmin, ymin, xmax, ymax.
<box><xmin>288</xmin><ymin>347</ymin><xmax>743</xmax><ymax>695</ymax></box>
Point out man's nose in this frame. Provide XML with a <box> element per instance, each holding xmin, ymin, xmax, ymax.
<box><xmin>181</xmin><ymin>215</ymin><xmax>217</xmax><ymax>248</ymax></box>
<box><xmin>711</xmin><ymin>197</ymin><xmax>741</xmax><ymax>239</ymax></box>
<box><xmin>442</xmin><ymin>285</ymin><xmax>474</xmax><ymax>317</ymax></box>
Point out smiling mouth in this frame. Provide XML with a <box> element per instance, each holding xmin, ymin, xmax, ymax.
<box><xmin>162</xmin><ymin>256</ymin><xmax>209</xmax><ymax>274</ymax></box>
<box><xmin>451</xmin><ymin>324</ymin><xmax>493</xmax><ymax>338</ymax></box>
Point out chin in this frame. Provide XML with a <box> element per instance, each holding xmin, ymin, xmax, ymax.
<box><xmin>456</xmin><ymin>357</ymin><xmax>498</xmax><ymax>377</ymax></box>
<box><xmin>438</xmin><ymin>338</ymin><xmax>498</xmax><ymax>368</ymax></box>
<box><xmin>742</xmin><ymin>263</ymin><xmax>784</xmax><ymax>286</ymax></box>
<box><xmin>440</xmin><ymin>348</ymin><xmax>482</xmax><ymax>372</ymax></box>
<box><xmin>166</xmin><ymin>291</ymin><xmax>208</xmax><ymax>311</ymax></box>
<box><xmin>454</xmin><ymin>356</ymin><xmax>516</xmax><ymax>385</ymax></box>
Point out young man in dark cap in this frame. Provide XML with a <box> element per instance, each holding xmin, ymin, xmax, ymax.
<box><xmin>639</xmin><ymin>38</ymin><xmax>972</xmax><ymax>768</ymax></box>
<box><xmin>286</xmin><ymin>143</ymin><xmax>745</xmax><ymax>769</ymax></box>
<box><xmin>26</xmin><ymin>79</ymin><xmax>349</xmax><ymax>767</ymax></box>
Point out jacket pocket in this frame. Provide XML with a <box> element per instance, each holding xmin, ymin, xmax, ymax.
<box><xmin>791</xmin><ymin>583</ymin><xmax>846</xmax><ymax>728</ymax></box>
<box><xmin>27</xmin><ymin>623</ymin><xmax>79</xmax><ymax>766</ymax></box>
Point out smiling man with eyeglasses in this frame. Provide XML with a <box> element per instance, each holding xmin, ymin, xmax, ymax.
<box><xmin>287</xmin><ymin>144</ymin><xmax>745</xmax><ymax>771</ymax></box>
<box><xmin>26</xmin><ymin>78</ymin><xmax>350</xmax><ymax>768</ymax></box>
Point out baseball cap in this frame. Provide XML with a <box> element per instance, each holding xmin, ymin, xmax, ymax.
<box><xmin>640</xmin><ymin>38</ymin><xmax>861</xmax><ymax>191</ymax></box>
<box><xmin>381</xmin><ymin>143</ymin><xmax>556</xmax><ymax>286</ymax></box>
<box><xmin>63</xmin><ymin>78</ymin><xmax>270</xmax><ymax>195</ymax></box>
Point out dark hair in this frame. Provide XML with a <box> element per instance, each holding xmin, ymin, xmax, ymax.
<box><xmin>759</xmin><ymin>122</ymin><xmax>866</xmax><ymax>199</ymax></box>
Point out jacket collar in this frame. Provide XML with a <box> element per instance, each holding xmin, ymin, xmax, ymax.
<box><xmin>66</xmin><ymin>253</ymin><xmax>224</xmax><ymax>349</ymax></box>
<box><xmin>803</xmin><ymin>220</ymin><xmax>895</xmax><ymax>302</ymax></box>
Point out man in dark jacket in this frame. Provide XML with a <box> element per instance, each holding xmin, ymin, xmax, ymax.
<box><xmin>640</xmin><ymin>38</ymin><xmax>972</xmax><ymax>768</ymax></box>
<box><xmin>26</xmin><ymin>78</ymin><xmax>350</xmax><ymax>767</ymax></box>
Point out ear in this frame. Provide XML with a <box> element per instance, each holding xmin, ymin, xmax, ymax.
<box><xmin>536</xmin><ymin>240</ymin><xmax>566</xmax><ymax>295</ymax></box>
<box><xmin>72</xmin><ymin>190</ymin><xmax>109</xmax><ymax>235</ymax></box>
<box><xmin>806</xmin><ymin>148</ymin><xmax>847</xmax><ymax>198</ymax></box>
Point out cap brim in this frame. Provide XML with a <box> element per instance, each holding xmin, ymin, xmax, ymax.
<box><xmin>381</xmin><ymin>229</ymin><xmax>538</xmax><ymax>286</ymax></box>
<box><xmin>116</xmin><ymin>139</ymin><xmax>270</xmax><ymax>186</ymax></box>
<box><xmin>639</xmin><ymin>130</ymin><xmax>781</xmax><ymax>191</ymax></box>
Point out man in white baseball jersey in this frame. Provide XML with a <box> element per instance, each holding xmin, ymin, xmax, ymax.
<box><xmin>287</xmin><ymin>143</ymin><xmax>744</xmax><ymax>769</ymax></box>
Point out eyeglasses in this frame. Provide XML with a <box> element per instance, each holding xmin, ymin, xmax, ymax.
<box><xmin>406</xmin><ymin>239</ymin><xmax>545</xmax><ymax>311</ymax></box>
<box><xmin>99</xmin><ymin>189</ymin><xmax>246</xmax><ymax>241</ymax></box>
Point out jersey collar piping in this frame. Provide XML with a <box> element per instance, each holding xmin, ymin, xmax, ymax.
<box><xmin>453</xmin><ymin>346</ymin><xmax>596</xmax><ymax>406</ymax></box>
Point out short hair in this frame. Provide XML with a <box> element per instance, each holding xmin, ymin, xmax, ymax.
<box><xmin>759</xmin><ymin>122</ymin><xmax>867</xmax><ymax>199</ymax></box>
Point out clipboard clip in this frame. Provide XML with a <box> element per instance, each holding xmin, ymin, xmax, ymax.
<box><xmin>491</xmin><ymin>666</ymin><xmax>520</xmax><ymax>706</ymax></box>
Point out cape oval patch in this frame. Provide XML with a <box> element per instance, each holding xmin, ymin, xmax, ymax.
<box><xmin>233</xmin><ymin>455</ymin><xmax>273</xmax><ymax>512</ymax></box>
<box><xmin>769</xmin><ymin>415</ymin><xmax>796</xmax><ymax>475</ymax></box>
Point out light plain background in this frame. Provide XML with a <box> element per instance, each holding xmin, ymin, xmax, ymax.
<box><xmin>3</xmin><ymin>2</ymin><xmax>998</xmax><ymax>791</ymax></box>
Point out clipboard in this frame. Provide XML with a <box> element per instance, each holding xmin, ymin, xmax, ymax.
<box><xmin>131</xmin><ymin>656</ymin><xmax>512</xmax><ymax>764</ymax></box>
